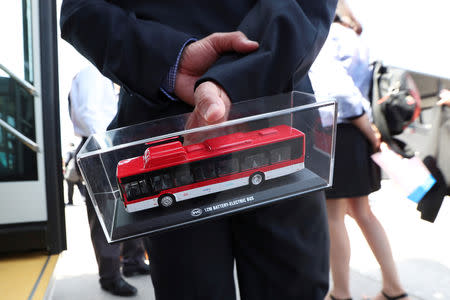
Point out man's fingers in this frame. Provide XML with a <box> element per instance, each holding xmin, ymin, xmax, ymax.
<box><xmin>194</xmin><ymin>82</ymin><xmax>228</xmax><ymax>123</ymax></box>
<box><xmin>207</xmin><ymin>31</ymin><xmax>259</xmax><ymax>55</ymax></box>
<box><xmin>195</xmin><ymin>85</ymin><xmax>226</xmax><ymax>122</ymax></box>
<box><xmin>438</xmin><ymin>89</ymin><xmax>450</xmax><ymax>106</ymax></box>
<box><xmin>437</xmin><ymin>98</ymin><xmax>450</xmax><ymax>106</ymax></box>
<box><xmin>176</xmin><ymin>31</ymin><xmax>258</xmax><ymax>78</ymax></box>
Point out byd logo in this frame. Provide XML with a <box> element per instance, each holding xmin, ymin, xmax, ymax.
<box><xmin>191</xmin><ymin>208</ymin><xmax>202</xmax><ymax>217</ymax></box>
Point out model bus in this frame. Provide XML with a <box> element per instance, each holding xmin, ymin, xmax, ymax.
<box><xmin>116</xmin><ymin>125</ymin><xmax>305</xmax><ymax>212</ymax></box>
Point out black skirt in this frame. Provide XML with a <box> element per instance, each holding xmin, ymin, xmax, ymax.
<box><xmin>326</xmin><ymin>123</ymin><xmax>381</xmax><ymax>199</ymax></box>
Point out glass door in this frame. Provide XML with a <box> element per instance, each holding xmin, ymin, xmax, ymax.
<box><xmin>0</xmin><ymin>0</ymin><xmax>47</xmax><ymax>226</ymax></box>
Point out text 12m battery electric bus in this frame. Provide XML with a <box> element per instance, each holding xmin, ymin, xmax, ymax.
<box><xmin>116</xmin><ymin>124</ymin><xmax>305</xmax><ymax>213</ymax></box>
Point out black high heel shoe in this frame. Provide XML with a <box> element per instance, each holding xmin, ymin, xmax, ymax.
<box><xmin>381</xmin><ymin>291</ymin><xmax>408</xmax><ymax>300</ymax></box>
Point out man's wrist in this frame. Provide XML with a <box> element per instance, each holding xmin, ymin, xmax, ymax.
<box><xmin>160</xmin><ymin>38</ymin><xmax>197</xmax><ymax>100</ymax></box>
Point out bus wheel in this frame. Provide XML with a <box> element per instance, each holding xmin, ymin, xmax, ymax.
<box><xmin>158</xmin><ymin>194</ymin><xmax>175</xmax><ymax>208</ymax></box>
<box><xmin>250</xmin><ymin>172</ymin><xmax>265</xmax><ymax>186</ymax></box>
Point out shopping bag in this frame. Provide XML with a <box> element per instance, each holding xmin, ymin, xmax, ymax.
<box><xmin>371</xmin><ymin>146</ymin><xmax>436</xmax><ymax>203</ymax></box>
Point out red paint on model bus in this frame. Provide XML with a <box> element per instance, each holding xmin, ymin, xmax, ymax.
<box><xmin>117</xmin><ymin>125</ymin><xmax>305</xmax><ymax>207</ymax></box>
<box><xmin>117</xmin><ymin>125</ymin><xmax>304</xmax><ymax>179</ymax></box>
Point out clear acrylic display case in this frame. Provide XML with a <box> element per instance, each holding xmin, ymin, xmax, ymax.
<box><xmin>77</xmin><ymin>91</ymin><xmax>337</xmax><ymax>243</ymax></box>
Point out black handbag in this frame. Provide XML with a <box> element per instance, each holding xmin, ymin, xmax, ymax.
<box><xmin>371</xmin><ymin>61</ymin><xmax>421</xmax><ymax>158</ymax></box>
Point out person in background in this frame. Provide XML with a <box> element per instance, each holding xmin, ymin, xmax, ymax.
<box><xmin>60</xmin><ymin>0</ymin><xmax>337</xmax><ymax>299</ymax></box>
<box><xmin>309</xmin><ymin>2</ymin><xmax>411</xmax><ymax>300</ymax></box>
<box><xmin>437</xmin><ymin>89</ymin><xmax>450</xmax><ymax>106</ymax></box>
<box><xmin>432</xmin><ymin>88</ymin><xmax>450</xmax><ymax>194</ymax></box>
<box><xmin>63</xmin><ymin>142</ymin><xmax>84</xmax><ymax>205</ymax></box>
<box><xmin>69</xmin><ymin>64</ymin><xmax>150</xmax><ymax>297</ymax></box>
<box><xmin>335</xmin><ymin>0</ymin><xmax>362</xmax><ymax>35</ymax></box>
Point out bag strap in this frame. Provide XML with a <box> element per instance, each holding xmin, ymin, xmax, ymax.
<box><xmin>372</xmin><ymin>62</ymin><xmax>397</xmax><ymax>151</ymax></box>
<box><xmin>371</xmin><ymin>61</ymin><xmax>390</xmax><ymax>141</ymax></box>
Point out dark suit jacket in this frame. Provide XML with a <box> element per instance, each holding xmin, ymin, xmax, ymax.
<box><xmin>60</xmin><ymin>0</ymin><xmax>336</xmax><ymax>128</ymax></box>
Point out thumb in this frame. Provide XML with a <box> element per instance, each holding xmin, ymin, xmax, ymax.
<box><xmin>207</xmin><ymin>31</ymin><xmax>259</xmax><ymax>55</ymax></box>
<box><xmin>194</xmin><ymin>82</ymin><xmax>227</xmax><ymax>123</ymax></box>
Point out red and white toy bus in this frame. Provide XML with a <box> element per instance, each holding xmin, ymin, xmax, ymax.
<box><xmin>116</xmin><ymin>125</ymin><xmax>305</xmax><ymax>212</ymax></box>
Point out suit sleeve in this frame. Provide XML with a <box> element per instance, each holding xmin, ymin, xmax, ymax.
<box><xmin>60</xmin><ymin>0</ymin><xmax>191</xmax><ymax>101</ymax></box>
<box><xmin>197</xmin><ymin>0</ymin><xmax>337</xmax><ymax>101</ymax></box>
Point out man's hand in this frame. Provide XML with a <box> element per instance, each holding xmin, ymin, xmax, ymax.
<box><xmin>194</xmin><ymin>81</ymin><xmax>231</xmax><ymax>123</ymax></box>
<box><xmin>437</xmin><ymin>89</ymin><xmax>450</xmax><ymax>106</ymax></box>
<box><xmin>336</xmin><ymin>0</ymin><xmax>363</xmax><ymax>35</ymax></box>
<box><xmin>174</xmin><ymin>31</ymin><xmax>259</xmax><ymax>105</ymax></box>
<box><xmin>351</xmin><ymin>114</ymin><xmax>381</xmax><ymax>152</ymax></box>
<box><xmin>185</xmin><ymin>81</ymin><xmax>231</xmax><ymax>132</ymax></box>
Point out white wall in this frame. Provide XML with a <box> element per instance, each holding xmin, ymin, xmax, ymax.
<box><xmin>347</xmin><ymin>0</ymin><xmax>450</xmax><ymax>79</ymax></box>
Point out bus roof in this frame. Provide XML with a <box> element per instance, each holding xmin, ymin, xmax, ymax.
<box><xmin>117</xmin><ymin>125</ymin><xmax>303</xmax><ymax>179</ymax></box>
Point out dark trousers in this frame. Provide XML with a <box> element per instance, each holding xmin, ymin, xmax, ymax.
<box><xmin>85</xmin><ymin>193</ymin><xmax>146</xmax><ymax>283</ymax></box>
<box><xmin>144</xmin><ymin>190</ymin><xmax>329</xmax><ymax>300</ymax></box>
<box><xmin>66</xmin><ymin>180</ymin><xmax>84</xmax><ymax>205</ymax></box>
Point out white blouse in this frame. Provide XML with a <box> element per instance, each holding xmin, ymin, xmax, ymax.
<box><xmin>309</xmin><ymin>23</ymin><xmax>373</xmax><ymax>124</ymax></box>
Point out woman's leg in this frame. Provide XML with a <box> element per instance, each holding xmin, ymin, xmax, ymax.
<box><xmin>348</xmin><ymin>196</ymin><xmax>410</xmax><ymax>300</ymax></box>
<box><xmin>326</xmin><ymin>198</ymin><xmax>352</xmax><ymax>300</ymax></box>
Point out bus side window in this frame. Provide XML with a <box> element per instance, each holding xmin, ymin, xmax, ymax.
<box><xmin>192</xmin><ymin>164</ymin><xmax>203</xmax><ymax>182</ymax></box>
<box><xmin>149</xmin><ymin>175</ymin><xmax>161</xmax><ymax>193</ymax></box>
<box><xmin>216</xmin><ymin>156</ymin><xmax>239</xmax><ymax>177</ymax></box>
<box><xmin>124</xmin><ymin>181</ymin><xmax>141</xmax><ymax>200</ymax></box>
<box><xmin>289</xmin><ymin>137</ymin><xmax>304</xmax><ymax>159</ymax></box>
<box><xmin>203</xmin><ymin>161</ymin><xmax>216</xmax><ymax>179</ymax></box>
<box><xmin>270</xmin><ymin>146</ymin><xmax>291</xmax><ymax>164</ymax></box>
<box><xmin>150</xmin><ymin>173</ymin><xmax>174</xmax><ymax>193</ymax></box>
<box><xmin>241</xmin><ymin>152</ymin><xmax>269</xmax><ymax>170</ymax></box>
<box><xmin>192</xmin><ymin>161</ymin><xmax>216</xmax><ymax>182</ymax></box>
<box><xmin>139</xmin><ymin>179</ymin><xmax>150</xmax><ymax>194</ymax></box>
<box><xmin>174</xmin><ymin>165</ymin><xmax>194</xmax><ymax>187</ymax></box>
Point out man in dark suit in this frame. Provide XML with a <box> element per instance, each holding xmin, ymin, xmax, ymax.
<box><xmin>69</xmin><ymin>65</ymin><xmax>151</xmax><ymax>297</ymax></box>
<box><xmin>63</xmin><ymin>143</ymin><xmax>84</xmax><ymax>205</ymax></box>
<box><xmin>60</xmin><ymin>1</ymin><xmax>337</xmax><ymax>299</ymax></box>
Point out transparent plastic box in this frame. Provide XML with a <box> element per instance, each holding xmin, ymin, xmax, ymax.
<box><xmin>77</xmin><ymin>91</ymin><xmax>337</xmax><ymax>243</ymax></box>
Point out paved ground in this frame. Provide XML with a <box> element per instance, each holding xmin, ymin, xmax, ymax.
<box><xmin>49</xmin><ymin>178</ymin><xmax>450</xmax><ymax>300</ymax></box>
<box><xmin>346</xmin><ymin>180</ymin><xmax>450</xmax><ymax>300</ymax></box>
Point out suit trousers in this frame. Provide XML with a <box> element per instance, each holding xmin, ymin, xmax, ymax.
<box><xmin>66</xmin><ymin>180</ymin><xmax>84</xmax><ymax>205</ymax></box>
<box><xmin>85</xmin><ymin>194</ymin><xmax>146</xmax><ymax>283</ymax></box>
<box><xmin>144</xmin><ymin>190</ymin><xmax>329</xmax><ymax>300</ymax></box>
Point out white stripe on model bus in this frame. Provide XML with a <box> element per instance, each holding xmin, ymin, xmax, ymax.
<box><xmin>264</xmin><ymin>162</ymin><xmax>304</xmax><ymax>180</ymax></box>
<box><xmin>174</xmin><ymin>177</ymin><xmax>250</xmax><ymax>201</ymax></box>
<box><xmin>125</xmin><ymin>163</ymin><xmax>305</xmax><ymax>213</ymax></box>
<box><xmin>125</xmin><ymin>197</ymin><xmax>158</xmax><ymax>212</ymax></box>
